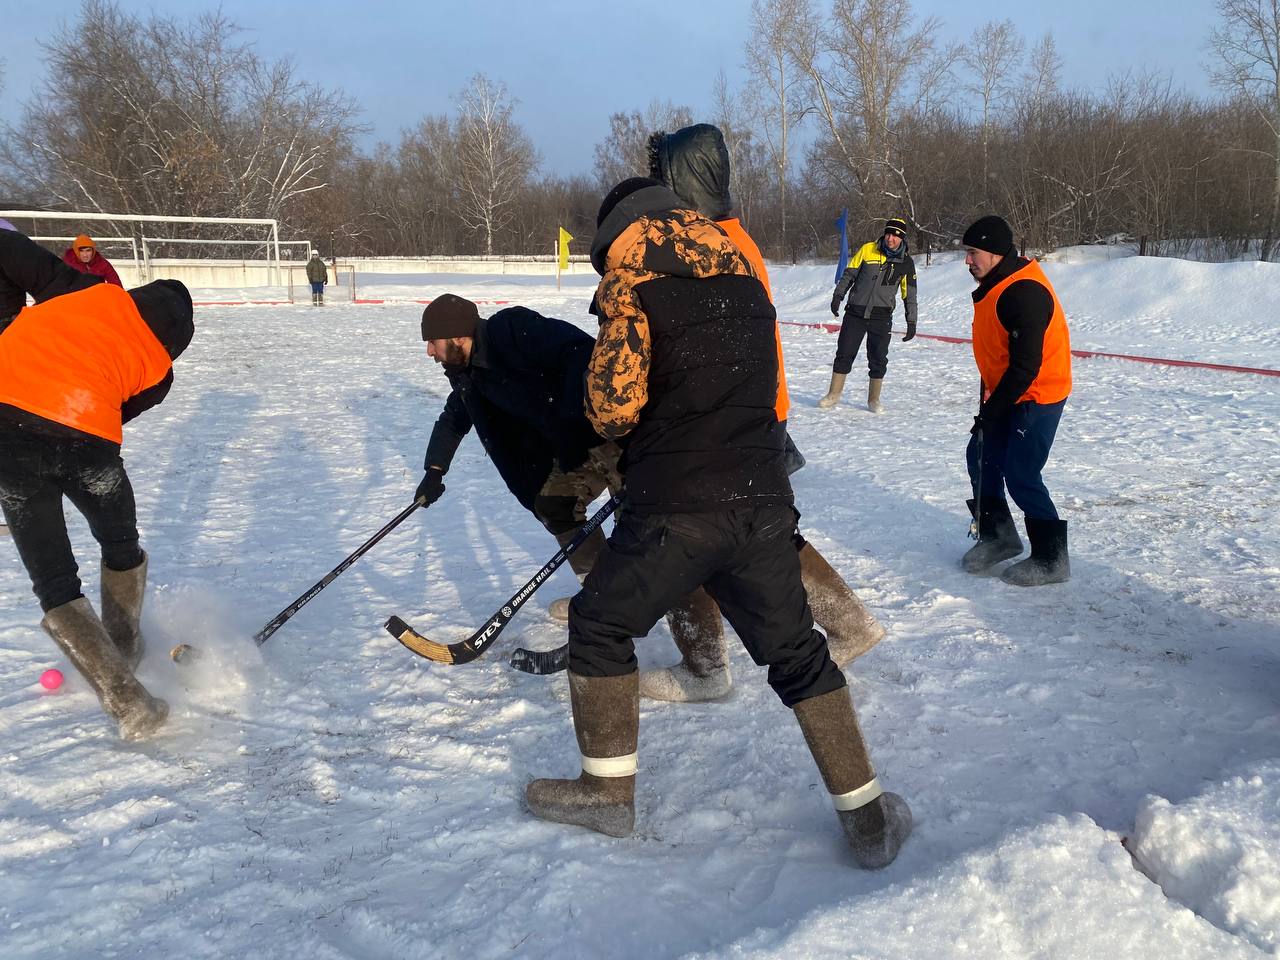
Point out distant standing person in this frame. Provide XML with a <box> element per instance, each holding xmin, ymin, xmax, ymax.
<box><xmin>306</xmin><ymin>250</ymin><xmax>328</xmax><ymax>305</ymax></box>
<box><xmin>63</xmin><ymin>235</ymin><xmax>122</xmax><ymax>287</ymax></box>
<box><xmin>820</xmin><ymin>218</ymin><xmax>918</xmax><ymax>412</ymax></box>
<box><xmin>960</xmin><ymin>215</ymin><xmax>1072</xmax><ymax>586</ymax></box>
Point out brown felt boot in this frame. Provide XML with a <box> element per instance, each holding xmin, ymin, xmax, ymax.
<box><xmin>867</xmin><ymin>378</ymin><xmax>884</xmax><ymax>414</ymax></box>
<box><xmin>42</xmin><ymin>597</ymin><xmax>169</xmax><ymax>741</ymax></box>
<box><xmin>639</xmin><ymin>588</ymin><xmax>731</xmax><ymax>702</ymax></box>
<box><xmin>794</xmin><ymin>687</ymin><xmax>912</xmax><ymax>869</ymax></box>
<box><xmin>101</xmin><ymin>552</ymin><xmax>147</xmax><ymax>670</ymax></box>
<box><xmin>817</xmin><ymin>372</ymin><xmax>847</xmax><ymax>409</ymax></box>
<box><xmin>799</xmin><ymin>544</ymin><xmax>885</xmax><ymax>668</ymax></box>
<box><xmin>526</xmin><ymin>671</ymin><xmax>638</xmax><ymax>837</ymax></box>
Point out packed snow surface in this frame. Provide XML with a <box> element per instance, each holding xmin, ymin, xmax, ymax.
<box><xmin>1</xmin><ymin>252</ymin><xmax>1277</xmax><ymax>958</ymax></box>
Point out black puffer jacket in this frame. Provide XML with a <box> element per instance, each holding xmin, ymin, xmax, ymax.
<box><xmin>423</xmin><ymin>307</ymin><xmax>604</xmax><ymax>512</ymax></box>
<box><xmin>0</xmin><ymin>229</ymin><xmax>101</xmax><ymax>333</ymax></box>
<box><xmin>647</xmin><ymin>124</ymin><xmax>734</xmax><ymax>221</ymax></box>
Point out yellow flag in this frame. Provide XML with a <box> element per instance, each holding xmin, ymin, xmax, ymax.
<box><xmin>558</xmin><ymin>227</ymin><xmax>573</xmax><ymax>271</ymax></box>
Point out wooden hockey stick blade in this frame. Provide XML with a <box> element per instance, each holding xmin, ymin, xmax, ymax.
<box><xmin>384</xmin><ymin>613</ymin><xmax>507</xmax><ymax>666</ymax></box>
<box><xmin>509</xmin><ymin>643</ymin><xmax>568</xmax><ymax>675</ymax></box>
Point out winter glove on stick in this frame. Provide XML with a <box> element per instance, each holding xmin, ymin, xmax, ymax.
<box><xmin>970</xmin><ymin>415</ymin><xmax>986</xmax><ymax>436</ymax></box>
<box><xmin>903</xmin><ymin>321</ymin><xmax>916</xmax><ymax>342</ymax></box>
<box><xmin>415</xmin><ymin>467</ymin><xmax>445</xmax><ymax>506</ymax></box>
<box><xmin>830</xmin><ymin>297</ymin><xmax>841</xmax><ymax>317</ymax></box>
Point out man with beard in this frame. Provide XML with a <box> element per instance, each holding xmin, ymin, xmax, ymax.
<box><xmin>414</xmin><ymin>294</ymin><xmax>715</xmax><ymax>652</ymax></box>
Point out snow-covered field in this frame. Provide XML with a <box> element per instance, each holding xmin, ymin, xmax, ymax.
<box><xmin>1</xmin><ymin>253</ymin><xmax>1276</xmax><ymax>959</ymax></box>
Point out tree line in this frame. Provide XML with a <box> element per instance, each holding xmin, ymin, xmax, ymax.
<box><xmin>2</xmin><ymin>0</ymin><xmax>1278</xmax><ymax>262</ymax></box>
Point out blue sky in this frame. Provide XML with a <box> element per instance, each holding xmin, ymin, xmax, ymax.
<box><xmin>1</xmin><ymin>0</ymin><xmax>1220</xmax><ymax>176</ymax></box>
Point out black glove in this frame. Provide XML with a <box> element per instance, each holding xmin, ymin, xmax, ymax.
<box><xmin>830</xmin><ymin>297</ymin><xmax>841</xmax><ymax>317</ymax></box>
<box><xmin>970</xmin><ymin>415</ymin><xmax>985</xmax><ymax>436</ymax></box>
<box><xmin>415</xmin><ymin>467</ymin><xmax>445</xmax><ymax>506</ymax></box>
<box><xmin>903</xmin><ymin>321</ymin><xmax>916</xmax><ymax>342</ymax></box>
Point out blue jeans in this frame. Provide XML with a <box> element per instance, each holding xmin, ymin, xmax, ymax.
<box><xmin>966</xmin><ymin>399</ymin><xmax>1065</xmax><ymax>520</ymax></box>
<box><xmin>309</xmin><ymin>281</ymin><xmax>325</xmax><ymax>296</ymax></box>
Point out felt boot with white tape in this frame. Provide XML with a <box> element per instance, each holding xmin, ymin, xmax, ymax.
<box><xmin>793</xmin><ymin>686</ymin><xmax>912</xmax><ymax>868</ymax></box>
<box><xmin>526</xmin><ymin>671</ymin><xmax>638</xmax><ymax>837</ymax></box>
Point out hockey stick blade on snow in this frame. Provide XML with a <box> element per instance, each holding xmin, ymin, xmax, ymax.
<box><xmin>386</xmin><ymin>495</ymin><xmax>618</xmax><ymax>666</ymax></box>
<box><xmin>509</xmin><ymin>643</ymin><xmax>568</xmax><ymax>675</ymax></box>
<box><xmin>172</xmin><ymin>496</ymin><xmax>430</xmax><ymax>664</ymax></box>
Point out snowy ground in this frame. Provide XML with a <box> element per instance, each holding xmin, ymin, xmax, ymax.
<box><xmin>1</xmin><ymin>253</ymin><xmax>1277</xmax><ymax>959</ymax></box>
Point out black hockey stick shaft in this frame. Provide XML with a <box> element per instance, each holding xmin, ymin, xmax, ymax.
<box><xmin>172</xmin><ymin>496</ymin><xmax>429</xmax><ymax>663</ymax></box>
<box><xmin>969</xmin><ymin>379</ymin><xmax>984</xmax><ymax>541</ymax></box>
<box><xmin>255</xmin><ymin>496</ymin><xmax>428</xmax><ymax>645</ymax></box>
<box><xmin>386</xmin><ymin>495</ymin><xmax>618</xmax><ymax>665</ymax></box>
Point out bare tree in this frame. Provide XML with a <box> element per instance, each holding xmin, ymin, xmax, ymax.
<box><xmin>592</xmin><ymin>100</ymin><xmax>693</xmax><ymax>188</ymax></box>
<box><xmin>962</xmin><ymin>19</ymin><xmax>1025</xmax><ymax>201</ymax></box>
<box><xmin>745</xmin><ymin>0</ymin><xmax>812</xmax><ymax>253</ymax></box>
<box><xmin>790</xmin><ymin>0</ymin><xmax>956</xmax><ymax>229</ymax></box>
<box><xmin>1208</xmin><ymin>0</ymin><xmax>1280</xmax><ymax>258</ymax></box>
<box><xmin>1</xmin><ymin>0</ymin><xmax>359</xmax><ymax>242</ymax></box>
<box><xmin>1022</xmin><ymin>32</ymin><xmax>1063</xmax><ymax>116</ymax></box>
<box><xmin>453</xmin><ymin>73</ymin><xmax>538</xmax><ymax>255</ymax></box>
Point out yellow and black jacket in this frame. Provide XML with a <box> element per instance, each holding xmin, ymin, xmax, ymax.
<box><xmin>832</xmin><ymin>238</ymin><xmax>917</xmax><ymax>325</ymax></box>
<box><xmin>586</xmin><ymin>183</ymin><xmax>790</xmax><ymax>515</ymax></box>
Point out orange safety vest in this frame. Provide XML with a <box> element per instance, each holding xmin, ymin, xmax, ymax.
<box><xmin>718</xmin><ymin>217</ymin><xmax>790</xmax><ymax>422</ymax></box>
<box><xmin>0</xmin><ymin>283</ymin><xmax>172</xmax><ymax>444</ymax></box>
<box><xmin>972</xmin><ymin>259</ymin><xmax>1071</xmax><ymax>406</ymax></box>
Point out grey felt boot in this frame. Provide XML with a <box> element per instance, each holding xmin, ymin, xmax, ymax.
<box><xmin>1002</xmin><ymin>517</ymin><xmax>1070</xmax><ymax>586</ymax></box>
<box><xmin>639</xmin><ymin>588</ymin><xmax>731</xmax><ymax>702</ymax></box>
<box><xmin>867</xmin><ymin>378</ymin><xmax>884</xmax><ymax>414</ymax></box>
<box><xmin>101</xmin><ymin>553</ymin><xmax>147</xmax><ymax>669</ymax></box>
<box><xmin>526</xmin><ymin>671</ymin><xmax>638</xmax><ymax>837</ymax></box>
<box><xmin>799</xmin><ymin>543</ymin><xmax>885</xmax><ymax>667</ymax></box>
<box><xmin>793</xmin><ymin>687</ymin><xmax>912</xmax><ymax>869</ymax></box>
<box><xmin>42</xmin><ymin>597</ymin><xmax>169</xmax><ymax>741</ymax></box>
<box><xmin>961</xmin><ymin>498</ymin><xmax>1024</xmax><ymax>573</ymax></box>
<box><xmin>817</xmin><ymin>372</ymin><xmax>847</xmax><ymax>409</ymax></box>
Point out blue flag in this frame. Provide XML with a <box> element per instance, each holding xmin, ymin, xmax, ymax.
<box><xmin>834</xmin><ymin>208</ymin><xmax>849</xmax><ymax>285</ymax></box>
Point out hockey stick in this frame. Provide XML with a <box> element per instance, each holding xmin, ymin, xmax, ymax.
<box><xmin>171</xmin><ymin>495</ymin><xmax>430</xmax><ymax>663</ymax></box>
<box><xmin>968</xmin><ymin>379</ymin><xmax>984</xmax><ymax>541</ymax></box>
<box><xmin>385</xmin><ymin>495</ymin><xmax>618</xmax><ymax>665</ymax></box>
<box><xmin>509</xmin><ymin>642</ymin><xmax>568</xmax><ymax>675</ymax></box>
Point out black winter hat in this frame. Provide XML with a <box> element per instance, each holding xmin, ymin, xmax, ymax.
<box><xmin>962</xmin><ymin>215</ymin><xmax>1015</xmax><ymax>256</ymax></box>
<box><xmin>884</xmin><ymin>218</ymin><xmax>908</xmax><ymax>239</ymax></box>
<box><xmin>129</xmin><ymin>279</ymin><xmax>194</xmax><ymax>360</ymax></box>
<box><xmin>421</xmin><ymin>294</ymin><xmax>479</xmax><ymax>341</ymax></box>
<box><xmin>597</xmin><ymin>177</ymin><xmax>663</xmax><ymax>227</ymax></box>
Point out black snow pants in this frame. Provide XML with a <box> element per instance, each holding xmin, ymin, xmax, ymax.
<box><xmin>0</xmin><ymin>421</ymin><xmax>144</xmax><ymax>611</ymax></box>
<box><xmin>567</xmin><ymin>503</ymin><xmax>846</xmax><ymax>708</ymax></box>
<box><xmin>833</xmin><ymin>313</ymin><xmax>892</xmax><ymax>378</ymax></box>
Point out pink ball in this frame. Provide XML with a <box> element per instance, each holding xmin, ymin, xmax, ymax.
<box><xmin>40</xmin><ymin>668</ymin><xmax>64</xmax><ymax>691</ymax></box>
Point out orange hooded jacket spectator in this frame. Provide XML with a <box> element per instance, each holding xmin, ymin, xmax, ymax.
<box><xmin>62</xmin><ymin>234</ymin><xmax>123</xmax><ymax>287</ymax></box>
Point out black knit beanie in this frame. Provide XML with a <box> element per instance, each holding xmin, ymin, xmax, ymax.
<box><xmin>597</xmin><ymin>177</ymin><xmax>663</xmax><ymax>227</ymax></box>
<box><xmin>421</xmin><ymin>294</ymin><xmax>479</xmax><ymax>341</ymax></box>
<box><xmin>962</xmin><ymin>216</ymin><xmax>1015</xmax><ymax>256</ymax></box>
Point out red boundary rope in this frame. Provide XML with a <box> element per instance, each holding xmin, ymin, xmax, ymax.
<box><xmin>779</xmin><ymin>320</ymin><xmax>1280</xmax><ymax>378</ymax></box>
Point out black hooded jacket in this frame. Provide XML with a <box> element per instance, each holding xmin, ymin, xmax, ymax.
<box><xmin>648</xmin><ymin>124</ymin><xmax>734</xmax><ymax>221</ymax></box>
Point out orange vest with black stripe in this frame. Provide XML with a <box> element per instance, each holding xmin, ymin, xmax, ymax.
<box><xmin>718</xmin><ymin>217</ymin><xmax>790</xmax><ymax>422</ymax></box>
<box><xmin>972</xmin><ymin>259</ymin><xmax>1072</xmax><ymax>405</ymax></box>
<box><xmin>0</xmin><ymin>283</ymin><xmax>172</xmax><ymax>444</ymax></box>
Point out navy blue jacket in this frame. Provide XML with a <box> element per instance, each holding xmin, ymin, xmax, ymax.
<box><xmin>424</xmin><ymin>307</ymin><xmax>603</xmax><ymax>511</ymax></box>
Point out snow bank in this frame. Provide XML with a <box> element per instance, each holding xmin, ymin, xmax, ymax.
<box><xmin>703</xmin><ymin>816</ymin><xmax>1264</xmax><ymax>960</ymax></box>
<box><xmin>1127</xmin><ymin>762</ymin><xmax>1280</xmax><ymax>955</ymax></box>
